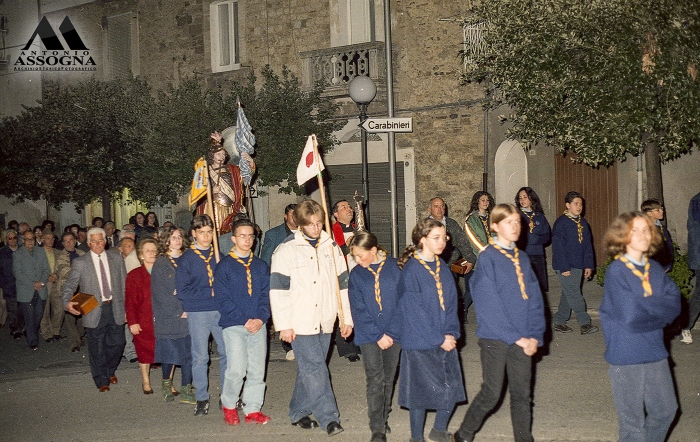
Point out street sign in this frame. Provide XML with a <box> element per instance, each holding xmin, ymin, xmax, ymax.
<box><xmin>361</xmin><ymin>117</ymin><xmax>413</xmax><ymax>133</ymax></box>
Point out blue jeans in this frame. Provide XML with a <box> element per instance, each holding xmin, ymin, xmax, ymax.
<box><xmin>289</xmin><ymin>333</ymin><xmax>340</xmax><ymax>430</ymax></box>
<box><xmin>609</xmin><ymin>359</ymin><xmax>677</xmax><ymax>442</ymax></box>
<box><xmin>221</xmin><ymin>325</ymin><xmax>267</xmax><ymax>414</ymax></box>
<box><xmin>553</xmin><ymin>268</ymin><xmax>591</xmax><ymax>326</ymax></box>
<box><xmin>187</xmin><ymin>311</ymin><xmax>227</xmax><ymax>401</ymax></box>
<box><xmin>686</xmin><ymin>273</ymin><xmax>700</xmax><ymax>330</ymax></box>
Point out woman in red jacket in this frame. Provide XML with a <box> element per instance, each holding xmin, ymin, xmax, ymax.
<box><xmin>126</xmin><ymin>237</ymin><xmax>158</xmax><ymax>394</ymax></box>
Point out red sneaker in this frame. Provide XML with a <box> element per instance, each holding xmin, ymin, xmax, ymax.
<box><xmin>245</xmin><ymin>411</ymin><xmax>271</xmax><ymax>425</ymax></box>
<box><xmin>223</xmin><ymin>407</ymin><xmax>240</xmax><ymax>425</ymax></box>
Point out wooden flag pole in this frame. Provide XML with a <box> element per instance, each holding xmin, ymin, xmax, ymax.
<box><xmin>205</xmin><ymin>164</ymin><xmax>221</xmax><ymax>263</ymax></box>
<box><xmin>311</xmin><ymin>134</ymin><xmax>345</xmax><ymax>328</ymax></box>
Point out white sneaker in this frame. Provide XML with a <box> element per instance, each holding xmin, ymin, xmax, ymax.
<box><xmin>286</xmin><ymin>350</ymin><xmax>295</xmax><ymax>361</ymax></box>
<box><xmin>680</xmin><ymin>329</ymin><xmax>693</xmax><ymax>344</ymax></box>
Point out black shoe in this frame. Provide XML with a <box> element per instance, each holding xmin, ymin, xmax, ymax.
<box><xmin>370</xmin><ymin>431</ymin><xmax>387</xmax><ymax>442</ymax></box>
<box><xmin>128</xmin><ymin>357</ymin><xmax>138</xmax><ymax>363</ymax></box>
<box><xmin>580</xmin><ymin>323</ymin><xmax>599</xmax><ymax>335</ymax></box>
<box><xmin>453</xmin><ymin>430</ymin><xmax>474</xmax><ymax>442</ymax></box>
<box><xmin>326</xmin><ymin>421</ymin><xmax>344</xmax><ymax>436</ymax></box>
<box><xmin>12</xmin><ymin>331</ymin><xmax>23</xmax><ymax>340</ymax></box>
<box><xmin>44</xmin><ymin>337</ymin><xmax>54</xmax><ymax>343</ymax></box>
<box><xmin>194</xmin><ymin>399</ymin><xmax>209</xmax><ymax>416</ymax></box>
<box><xmin>53</xmin><ymin>334</ymin><xmax>65</xmax><ymax>341</ymax></box>
<box><xmin>29</xmin><ymin>345</ymin><xmax>38</xmax><ymax>350</ymax></box>
<box><xmin>347</xmin><ymin>353</ymin><xmax>361</xmax><ymax>362</ymax></box>
<box><xmin>71</xmin><ymin>346</ymin><xmax>80</xmax><ymax>352</ymax></box>
<box><xmin>292</xmin><ymin>416</ymin><xmax>319</xmax><ymax>429</ymax></box>
<box><xmin>553</xmin><ymin>323</ymin><xmax>573</xmax><ymax>333</ymax></box>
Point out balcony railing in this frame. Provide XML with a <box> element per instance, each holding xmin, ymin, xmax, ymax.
<box><xmin>300</xmin><ymin>41</ymin><xmax>385</xmax><ymax>95</ymax></box>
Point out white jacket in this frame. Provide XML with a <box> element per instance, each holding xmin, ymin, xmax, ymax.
<box><xmin>269</xmin><ymin>230</ymin><xmax>352</xmax><ymax>335</ymax></box>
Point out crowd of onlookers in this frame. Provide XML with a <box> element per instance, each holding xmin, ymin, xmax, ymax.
<box><xmin>0</xmin><ymin>188</ymin><xmax>698</xmax><ymax>442</ymax></box>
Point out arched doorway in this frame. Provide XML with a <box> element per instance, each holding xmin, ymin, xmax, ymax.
<box><xmin>494</xmin><ymin>140</ymin><xmax>528</xmax><ymax>205</ymax></box>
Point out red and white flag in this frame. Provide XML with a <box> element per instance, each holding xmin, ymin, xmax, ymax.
<box><xmin>296</xmin><ymin>135</ymin><xmax>325</xmax><ymax>185</ymax></box>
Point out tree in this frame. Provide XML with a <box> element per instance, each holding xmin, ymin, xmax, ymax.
<box><xmin>460</xmin><ymin>0</ymin><xmax>700</xmax><ymax>200</ymax></box>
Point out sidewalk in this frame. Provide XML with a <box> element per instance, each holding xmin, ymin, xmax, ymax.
<box><xmin>1</xmin><ymin>276</ymin><xmax>698</xmax><ymax>441</ymax></box>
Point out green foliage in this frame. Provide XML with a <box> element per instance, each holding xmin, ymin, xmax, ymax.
<box><xmin>596</xmin><ymin>244</ymin><xmax>694</xmax><ymax>299</ymax></box>
<box><xmin>0</xmin><ymin>66</ymin><xmax>343</xmax><ymax>209</ymax></box>
<box><xmin>460</xmin><ymin>0</ymin><xmax>700</xmax><ymax>166</ymax></box>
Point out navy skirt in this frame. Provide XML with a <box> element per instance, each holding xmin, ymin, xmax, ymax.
<box><xmin>398</xmin><ymin>347</ymin><xmax>466</xmax><ymax>409</ymax></box>
<box><xmin>154</xmin><ymin>335</ymin><xmax>191</xmax><ymax>366</ymax></box>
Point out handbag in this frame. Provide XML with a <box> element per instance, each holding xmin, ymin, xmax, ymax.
<box><xmin>450</xmin><ymin>258</ymin><xmax>473</xmax><ymax>275</ymax></box>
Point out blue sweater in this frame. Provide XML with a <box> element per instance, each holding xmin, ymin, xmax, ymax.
<box><xmin>348</xmin><ymin>257</ymin><xmax>402</xmax><ymax>346</ymax></box>
<box><xmin>175</xmin><ymin>247</ymin><xmax>222</xmax><ymax>312</ymax></box>
<box><xmin>600</xmin><ymin>257</ymin><xmax>680</xmax><ymax>365</ymax></box>
<box><xmin>516</xmin><ymin>210</ymin><xmax>551</xmax><ymax>256</ymax></box>
<box><xmin>469</xmin><ymin>244</ymin><xmax>546</xmax><ymax>345</ymax></box>
<box><xmin>213</xmin><ymin>253</ymin><xmax>271</xmax><ymax>329</ymax></box>
<box><xmin>393</xmin><ymin>256</ymin><xmax>460</xmax><ymax>350</ymax></box>
<box><xmin>551</xmin><ymin>213</ymin><xmax>595</xmax><ymax>271</ymax></box>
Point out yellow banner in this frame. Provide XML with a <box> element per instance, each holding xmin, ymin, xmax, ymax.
<box><xmin>188</xmin><ymin>157</ymin><xmax>208</xmax><ymax>207</ymax></box>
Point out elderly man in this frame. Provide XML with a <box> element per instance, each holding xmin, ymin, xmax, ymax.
<box><xmin>39</xmin><ymin>229</ymin><xmax>63</xmax><ymax>342</ymax></box>
<box><xmin>428</xmin><ymin>197</ymin><xmax>477</xmax><ymax>314</ymax></box>
<box><xmin>103</xmin><ymin>222</ymin><xmax>119</xmax><ymax>250</ymax></box>
<box><xmin>13</xmin><ymin>229</ymin><xmax>51</xmax><ymax>349</ymax></box>
<box><xmin>63</xmin><ymin>227</ymin><xmax>127</xmax><ymax>391</ymax></box>
<box><xmin>56</xmin><ymin>232</ymin><xmax>86</xmax><ymax>352</ymax></box>
<box><xmin>260</xmin><ymin>203</ymin><xmax>297</xmax><ymax>266</ymax></box>
<box><xmin>0</xmin><ymin>229</ymin><xmax>23</xmax><ymax>339</ymax></box>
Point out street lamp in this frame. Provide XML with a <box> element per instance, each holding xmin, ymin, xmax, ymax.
<box><xmin>348</xmin><ymin>75</ymin><xmax>377</xmax><ymax>230</ymax></box>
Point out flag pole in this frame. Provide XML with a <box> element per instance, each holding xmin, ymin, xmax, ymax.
<box><xmin>311</xmin><ymin>134</ymin><xmax>345</xmax><ymax>328</ymax></box>
<box><xmin>205</xmin><ymin>163</ymin><xmax>221</xmax><ymax>263</ymax></box>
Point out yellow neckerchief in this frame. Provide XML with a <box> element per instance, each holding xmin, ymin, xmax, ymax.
<box><xmin>229</xmin><ymin>250</ymin><xmax>254</xmax><ymax>296</ymax></box>
<box><xmin>521</xmin><ymin>208</ymin><xmax>536</xmax><ymax>233</ymax></box>
<box><xmin>167</xmin><ymin>253</ymin><xmax>179</xmax><ymax>268</ymax></box>
<box><xmin>490</xmin><ymin>238</ymin><xmax>528</xmax><ymax>300</ymax></box>
<box><xmin>413</xmin><ymin>251</ymin><xmax>445</xmax><ymax>311</ymax></box>
<box><xmin>617</xmin><ymin>254</ymin><xmax>652</xmax><ymax>297</ymax></box>
<box><xmin>366</xmin><ymin>251</ymin><xmax>387</xmax><ymax>311</ymax></box>
<box><xmin>479</xmin><ymin>211</ymin><xmax>492</xmax><ymax>238</ymax></box>
<box><xmin>190</xmin><ymin>244</ymin><xmax>213</xmax><ymax>287</ymax></box>
<box><xmin>564</xmin><ymin>210</ymin><xmax>583</xmax><ymax>243</ymax></box>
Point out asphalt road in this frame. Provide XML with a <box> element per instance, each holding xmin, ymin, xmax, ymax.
<box><xmin>1</xmin><ymin>278</ymin><xmax>698</xmax><ymax>441</ymax></box>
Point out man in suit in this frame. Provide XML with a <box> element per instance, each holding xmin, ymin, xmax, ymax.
<box><xmin>260</xmin><ymin>203</ymin><xmax>297</xmax><ymax>266</ymax></box>
<box><xmin>13</xmin><ymin>229</ymin><xmax>51</xmax><ymax>349</ymax></box>
<box><xmin>63</xmin><ymin>227</ymin><xmax>127</xmax><ymax>391</ymax></box>
<box><xmin>259</xmin><ymin>203</ymin><xmax>297</xmax><ymax>360</ymax></box>
<box><xmin>39</xmin><ymin>229</ymin><xmax>63</xmax><ymax>342</ymax></box>
<box><xmin>0</xmin><ymin>229</ymin><xmax>23</xmax><ymax>338</ymax></box>
<box><xmin>103</xmin><ymin>222</ymin><xmax>119</xmax><ymax>250</ymax></box>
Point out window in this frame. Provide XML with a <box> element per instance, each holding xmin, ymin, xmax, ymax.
<box><xmin>106</xmin><ymin>12</ymin><xmax>138</xmax><ymax>79</ymax></box>
<box><xmin>210</xmin><ymin>0</ymin><xmax>240</xmax><ymax>73</ymax></box>
<box><xmin>331</xmin><ymin>0</ymin><xmax>376</xmax><ymax>47</ymax></box>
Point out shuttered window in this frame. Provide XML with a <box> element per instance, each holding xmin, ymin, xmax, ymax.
<box><xmin>106</xmin><ymin>13</ymin><xmax>132</xmax><ymax>79</ymax></box>
<box><xmin>324</xmin><ymin>162</ymin><xmax>406</xmax><ymax>255</ymax></box>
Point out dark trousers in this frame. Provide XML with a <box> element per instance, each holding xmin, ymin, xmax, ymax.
<box><xmin>458</xmin><ymin>339</ymin><xmax>534</xmax><ymax>442</ymax></box>
<box><xmin>85</xmin><ymin>303</ymin><xmax>126</xmax><ymax>388</ymax></box>
<box><xmin>359</xmin><ymin>342</ymin><xmax>401</xmax><ymax>433</ymax></box>
<box><xmin>20</xmin><ymin>291</ymin><xmax>45</xmax><ymax>347</ymax></box>
<box><xmin>335</xmin><ymin>323</ymin><xmax>361</xmax><ymax>357</ymax></box>
<box><xmin>6</xmin><ymin>295</ymin><xmax>24</xmax><ymax>335</ymax></box>
<box><xmin>64</xmin><ymin>313</ymin><xmax>85</xmax><ymax>349</ymax></box>
<box><xmin>528</xmin><ymin>254</ymin><xmax>549</xmax><ymax>293</ymax></box>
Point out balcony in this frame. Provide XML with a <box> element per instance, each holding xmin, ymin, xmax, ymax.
<box><xmin>300</xmin><ymin>41</ymin><xmax>385</xmax><ymax>97</ymax></box>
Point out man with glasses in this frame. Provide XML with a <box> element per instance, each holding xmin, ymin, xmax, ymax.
<box><xmin>0</xmin><ymin>229</ymin><xmax>23</xmax><ymax>338</ymax></box>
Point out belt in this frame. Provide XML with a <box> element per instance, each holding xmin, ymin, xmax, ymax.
<box><xmin>102</xmin><ymin>299</ymin><xmax>112</xmax><ymax>305</ymax></box>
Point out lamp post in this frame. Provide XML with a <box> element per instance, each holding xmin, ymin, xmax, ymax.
<box><xmin>348</xmin><ymin>75</ymin><xmax>377</xmax><ymax>230</ymax></box>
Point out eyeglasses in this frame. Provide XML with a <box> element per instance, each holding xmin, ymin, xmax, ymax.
<box><xmin>6</xmin><ymin>236</ymin><xmax>17</xmax><ymax>240</ymax></box>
